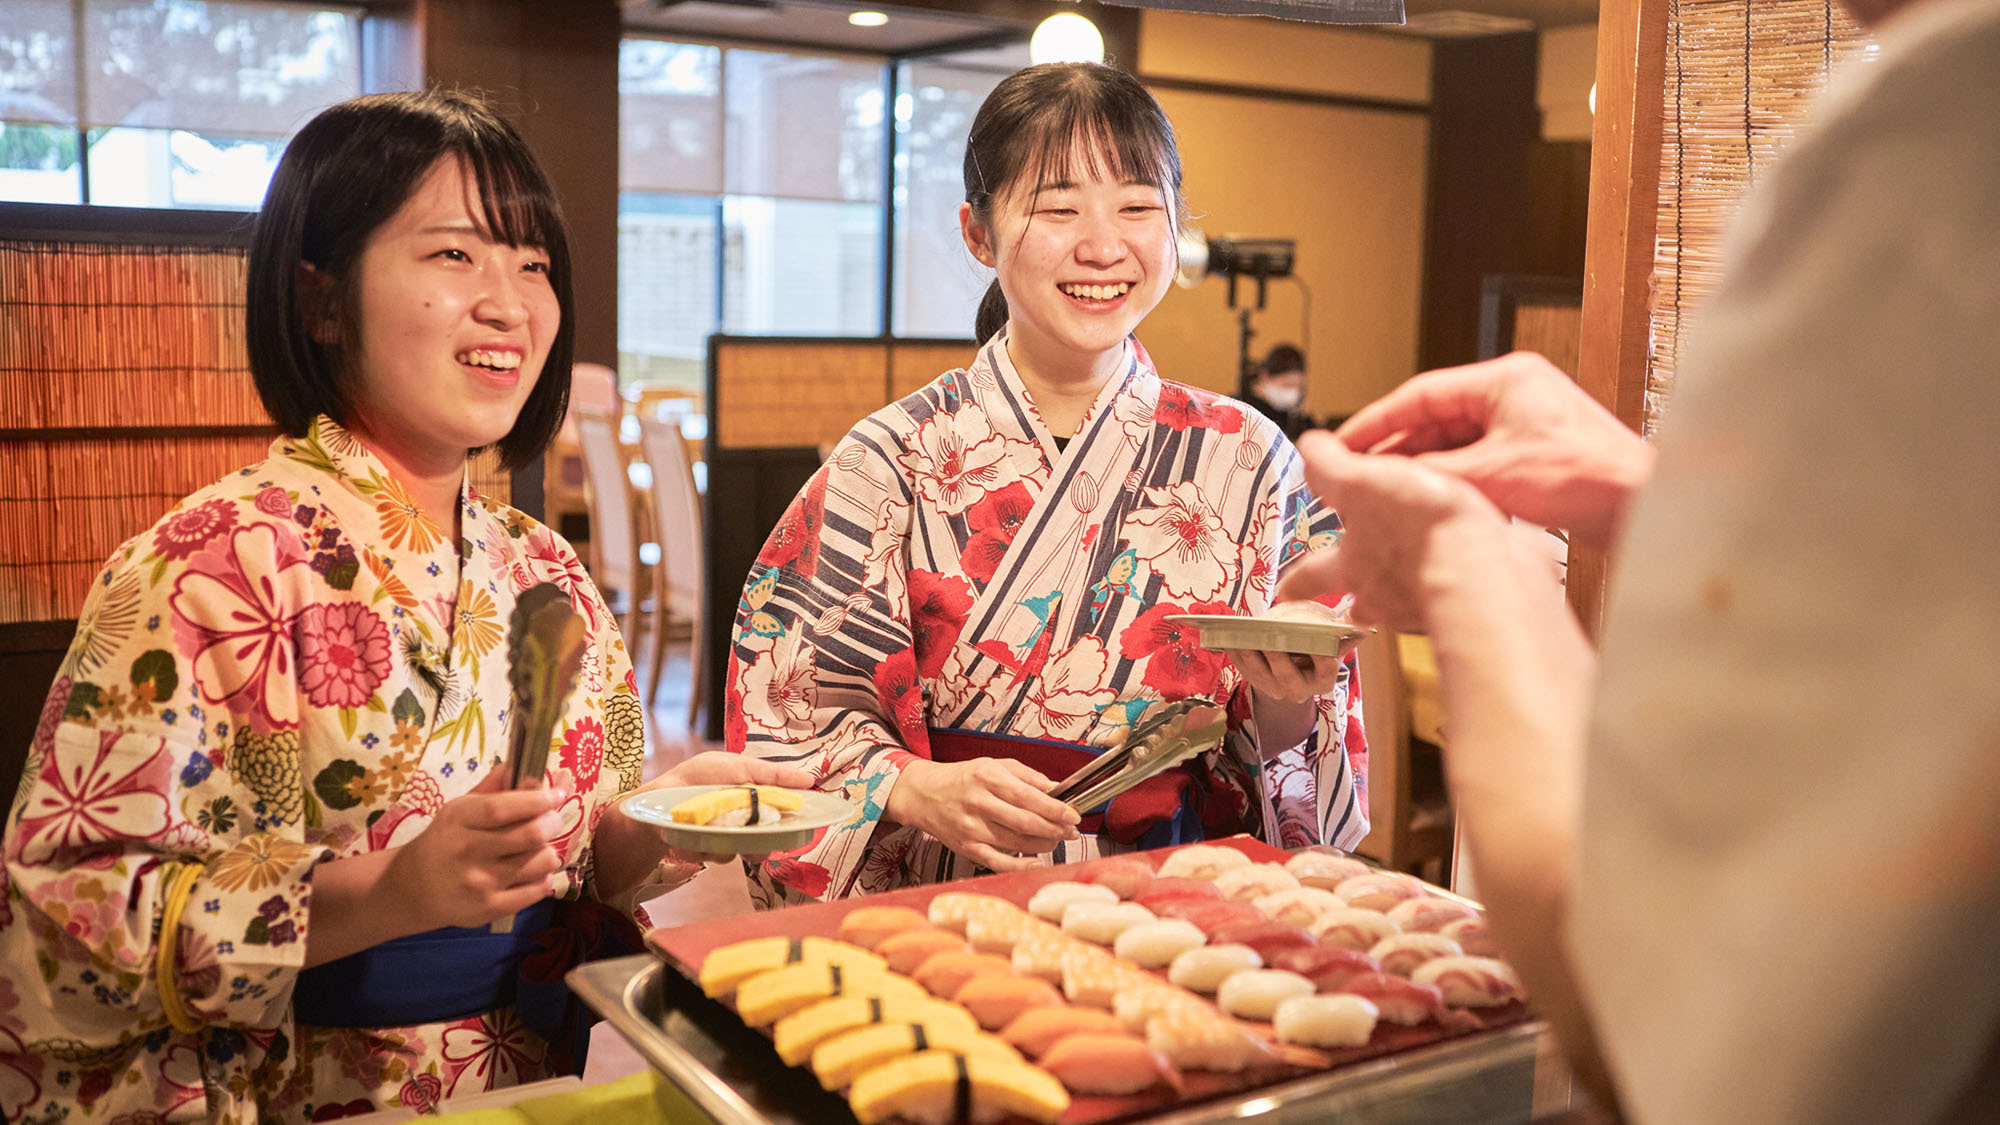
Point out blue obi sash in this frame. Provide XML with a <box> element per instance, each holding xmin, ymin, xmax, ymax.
<box><xmin>291</xmin><ymin>898</ymin><xmax>643</xmax><ymax>1073</ymax></box>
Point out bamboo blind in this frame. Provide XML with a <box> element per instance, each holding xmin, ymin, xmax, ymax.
<box><xmin>1</xmin><ymin>237</ymin><xmax>513</xmax><ymax>625</ymax></box>
<box><xmin>1647</xmin><ymin>0</ymin><xmax>1872</xmax><ymax>434</ymax></box>
<box><xmin>715</xmin><ymin>342</ymin><xmax>892</xmax><ymax>452</ymax></box>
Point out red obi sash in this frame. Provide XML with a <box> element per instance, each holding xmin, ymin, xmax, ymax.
<box><xmin>928</xmin><ymin>727</ymin><xmax>1201</xmax><ymax>845</ymax></box>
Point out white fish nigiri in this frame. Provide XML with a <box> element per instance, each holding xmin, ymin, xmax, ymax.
<box><xmin>1157</xmin><ymin>844</ymin><xmax>1252</xmax><ymax>881</ymax></box>
<box><xmin>1216</xmin><ymin>969</ymin><xmax>1317</xmax><ymax>1021</ymax></box>
<box><xmin>1212</xmin><ymin>863</ymin><xmax>1301</xmax><ymax>903</ymax></box>
<box><xmin>1026</xmin><ymin>881</ymin><xmax>1119</xmax><ymax>923</ymax></box>
<box><xmin>1060</xmin><ymin>901</ymin><xmax>1156</xmax><ymax>946</ymax></box>
<box><xmin>1112</xmin><ymin>919</ymin><xmax>1207</xmax><ymax>968</ymax></box>
<box><xmin>1166</xmin><ymin>943</ymin><xmax>1263</xmax><ymax>994</ymax></box>
<box><xmin>1273</xmin><ymin>993</ymin><xmax>1380</xmax><ymax>1049</ymax></box>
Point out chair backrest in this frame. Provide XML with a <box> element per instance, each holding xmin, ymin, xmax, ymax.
<box><xmin>639</xmin><ymin>415</ymin><xmax>703</xmax><ymax>619</ymax></box>
<box><xmin>562</xmin><ymin>363</ymin><xmax>621</xmax><ymax>442</ymax></box>
<box><xmin>574</xmin><ymin>407</ymin><xmax>637</xmax><ymax>599</ymax></box>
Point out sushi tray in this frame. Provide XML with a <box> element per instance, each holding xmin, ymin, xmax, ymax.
<box><xmin>573</xmin><ymin>839</ymin><xmax>1575</xmax><ymax>1125</ymax></box>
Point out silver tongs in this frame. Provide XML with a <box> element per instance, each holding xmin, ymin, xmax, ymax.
<box><xmin>493</xmin><ymin>581</ymin><xmax>587</xmax><ymax>933</ymax></box>
<box><xmin>1049</xmin><ymin>699</ymin><xmax>1228</xmax><ymax>815</ymax></box>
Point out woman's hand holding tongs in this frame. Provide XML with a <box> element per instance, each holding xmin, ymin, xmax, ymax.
<box><xmin>885</xmin><ymin>758</ymin><xmax>1082</xmax><ymax>872</ymax></box>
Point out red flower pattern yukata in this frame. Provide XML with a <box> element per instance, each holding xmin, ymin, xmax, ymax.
<box><xmin>728</xmin><ymin>333</ymin><xmax>1368</xmax><ymax>907</ymax></box>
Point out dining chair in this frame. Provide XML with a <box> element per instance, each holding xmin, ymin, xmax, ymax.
<box><xmin>1353</xmin><ymin>629</ymin><xmax>1454</xmax><ymax>883</ymax></box>
<box><xmin>637</xmin><ymin>415</ymin><xmax>707</xmax><ymax>726</ymax></box>
<box><xmin>546</xmin><ymin>363</ymin><xmax>621</xmax><ymax>570</ymax></box>
<box><xmin>573</xmin><ymin>406</ymin><xmax>644</xmax><ymax>643</ymax></box>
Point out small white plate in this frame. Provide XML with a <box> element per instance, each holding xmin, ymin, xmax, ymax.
<box><xmin>619</xmin><ymin>786</ymin><xmax>857</xmax><ymax>855</ymax></box>
<box><xmin>1166</xmin><ymin>613</ymin><xmax>1372</xmax><ymax>658</ymax></box>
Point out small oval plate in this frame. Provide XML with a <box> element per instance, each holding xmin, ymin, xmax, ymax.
<box><xmin>619</xmin><ymin>785</ymin><xmax>857</xmax><ymax>855</ymax></box>
<box><xmin>1165</xmin><ymin>613</ymin><xmax>1372</xmax><ymax>657</ymax></box>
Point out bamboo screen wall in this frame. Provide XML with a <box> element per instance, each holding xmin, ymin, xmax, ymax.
<box><xmin>1646</xmin><ymin>0</ymin><xmax>1873</xmax><ymax>435</ymax></box>
<box><xmin>1</xmin><ymin>235</ymin><xmax>511</xmax><ymax>626</ymax></box>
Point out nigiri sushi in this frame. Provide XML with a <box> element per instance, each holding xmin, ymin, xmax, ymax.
<box><xmin>1061</xmin><ymin>957</ymin><xmax>1162</xmax><ymax>1009</ymax></box>
<box><xmin>954</xmin><ymin>973</ymin><xmax>1067</xmax><ymax>1030</ymax></box>
<box><xmin>1110</xmin><ymin>985</ymin><xmax>1216</xmax><ymax>1034</ymax></box>
<box><xmin>1212</xmin><ymin>863</ymin><xmax>1300</xmax><ymax>903</ymax></box>
<box><xmin>838</xmin><ymin>906</ymin><xmax>933</xmax><ymax>951</ymax></box>
<box><xmin>1059</xmin><ymin>901</ymin><xmax>1155</xmax><ymax>945</ymax></box>
<box><xmin>774</xmin><ymin>993</ymin><xmax>977</xmax><ymax>1066</ymax></box>
<box><xmin>1410</xmin><ymin>956</ymin><xmax>1523</xmax><ymax>1007</ymax></box>
<box><xmin>1216</xmin><ymin>969</ymin><xmax>1316</xmax><ymax>1021</ymax></box>
<box><xmin>814</xmin><ymin>1021</ymin><xmax>1021</xmax><ymax>1090</ymax></box>
<box><xmin>735</xmin><ymin>962</ymin><xmax>927</xmax><ymax>1027</ymax></box>
<box><xmin>911</xmin><ymin>950</ymin><xmax>1016</xmax><ymax>998</ymax></box>
<box><xmin>1081</xmin><ymin>855</ymin><xmax>1157</xmax><ymax>899</ymax></box>
<box><xmin>847</xmin><ymin>1051</ymin><xmax>1069</xmax><ymax>1125</ymax></box>
<box><xmin>1206</xmin><ymin>918</ymin><xmax>1317</xmax><ymax>959</ymax></box>
<box><xmin>1439</xmin><ymin>916</ymin><xmax>1499</xmax><ymax>957</ymax></box>
<box><xmin>927</xmin><ymin>892</ymin><xmax>1018</xmax><ymax>934</ymax></box>
<box><xmin>1027</xmin><ymin>881</ymin><xmax>1119</xmax><ymax>922</ymax></box>
<box><xmin>1009</xmin><ymin>932</ymin><xmax>1112</xmax><ymax>984</ymax></box>
<box><xmin>1272</xmin><ymin>994</ymin><xmax>1380</xmax><ymax>1049</ymax></box>
<box><xmin>999</xmin><ymin>1006</ymin><xmax>1127</xmax><ymax>1059</ymax></box>
<box><xmin>1284</xmin><ymin>851</ymin><xmax>1373</xmax><ymax>891</ymax></box>
<box><xmin>1166</xmin><ymin>943</ymin><xmax>1263</xmax><ymax>994</ymax></box>
<box><xmin>1367</xmin><ymin>932</ymin><xmax>1463</xmax><ymax>977</ymax></box>
<box><xmin>1155</xmin><ymin>898</ymin><xmax>1266</xmax><ymax>934</ymax></box>
<box><xmin>1309</xmin><ymin>908</ymin><xmax>1403</xmax><ymax>952</ymax></box>
<box><xmin>1385</xmin><ymin>897</ymin><xmax>1480</xmax><ymax>934</ymax></box>
<box><xmin>964</xmin><ymin>909</ymin><xmax>1060</xmax><ymax>956</ymax></box>
<box><xmin>1335</xmin><ymin>971</ymin><xmax>1446</xmax><ymax>1026</ymax></box>
<box><xmin>1143</xmin><ymin>1012</ymin><xmax>1280</xmax><ymax>1072</ymax></box>
<box><xmin>878</xmin><ymin>929</ymin><xmax>972</xmax><ymax>976</ymax></box>
<box><xmin>1266</xmin><ymin>945</ymin><xmax>1381</xmax><ymax>993</ymax></box>
<box><xmin>1039</xmin><ymin>1032</ymin><xmax>1184</xmax><ymax>1095</ymax></box>
<box><xmin>1112</xmin><ymin>919</ymin><xmax>1208</xmax><ymax>968</ymax></box>
<box><xmin>700</xmin><ymin>936</ymin><xmax>886</xmax><ymax>998</ymax></box>
<box><xmin>1132</xmin><ymin>877</ymin><xmax>1225</xmax><ymax>910</ymax></box>
<box><xmin>670</xmin><ymin>785</ymin><xmax>802</xmax><ymax>826</ymax></box>
<box><xmin>1157</xmin><ymin>844</ymin><xmax>1252</xmax><ymax>880</ymax></box>
<box><xmin>1251</xmin><ymin>887</ymin><xmax>1347</xmax><ymax>928</ymax></box>
<box><xmin>1335</xmin><ymin>872</ymin><xmax>1426</xmax><ymax>912</ymax></box>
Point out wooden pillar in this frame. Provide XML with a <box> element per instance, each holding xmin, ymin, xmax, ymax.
<box><xmin>1569</xmin><ymin>0</ymin><xmax>1667</xmax><ymax>637</ymax></box>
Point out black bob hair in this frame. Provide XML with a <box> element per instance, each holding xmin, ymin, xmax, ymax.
<box><xmin>246</xmin><ymin>89</ymin><xmax>573</xmax><ymax>471</ymax></box>
<box><xmin>965</xmin><ymin>63</ymin><xmax>1185</xmax><ymax>346</ymax></box>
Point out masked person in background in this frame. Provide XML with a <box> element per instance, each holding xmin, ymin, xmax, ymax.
<box><xmin>1240</xmin><ymin>342</ymin><xmax>1318</xmax><ymax>443</ymax></box>
<box><xmin>1281</xmin><ymin>0</ymin><xmax>2000</xmax><ymax>1119</ymax></box>
<box><xmin>725</xmin><ymin>62</ymin><xmax>1369</xmax><ymax>906</ymax></box>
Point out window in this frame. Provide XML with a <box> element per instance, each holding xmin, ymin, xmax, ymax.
<box><xmin>0</xmin><ymin>0</ymin><xmax>362</xmax><ymax>209</ymax></box>
<box><xmin>619</xmin><ymin>39</ymin><xmax>887</xmax><ymax>389</ymax></box>
<box><xmin>892</xmin><ymin>61</ymin><xmax>1004</xmax><ymax>339</ymax></box>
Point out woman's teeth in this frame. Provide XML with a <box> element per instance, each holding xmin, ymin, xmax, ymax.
<box><xmin>456</xmin><ymin>349</ymin><xmax>520</xmax><ymax>370</ymax></box>
<box><xmin>1060</xmin><ymin>282</ymin><xmax>1131</xmax><ymax>301</ymax></box>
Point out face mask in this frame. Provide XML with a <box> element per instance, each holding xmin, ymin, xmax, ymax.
<box><xmin>1260</xmin><ymin>384</ymin><xmax>1303</xmax><ymax>411</ymax></box>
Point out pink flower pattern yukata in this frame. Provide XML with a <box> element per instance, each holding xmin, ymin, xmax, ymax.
<box><xmin>0</xmin><ymin>417</ymin><xmax>654</xmax><ymax>1124</ymax></box>
<box><xmin>728</xmin><ymin>334</ymin><xmax>1368</xmax><ymax>906</ymax></box>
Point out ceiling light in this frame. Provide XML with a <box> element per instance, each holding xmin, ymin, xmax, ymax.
<box><xmin>848</xmin><ymin>10</ymin><xmax>888</xmax><ymax>27</ymax></box>
<box><xmin>1030</xmin><ymin>12</ymin><xmax>1104</xmax><ymax>64</ymax></box>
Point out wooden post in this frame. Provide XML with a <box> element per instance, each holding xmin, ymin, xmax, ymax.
<box><xmin>1569</xmin><ymin>0</ymin><xmax>1668</xmax><ymax>638</ymax></box>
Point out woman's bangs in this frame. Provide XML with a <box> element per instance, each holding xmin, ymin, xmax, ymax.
<box><xmin>1024</xmin><ymin>103</ymin><xmax>1176</xmax><ymax>199</ymax></box>
<box><xmin>463</xmin><ymin>143</ymin><xmax>559</xmax><ymax>253</ymax></box>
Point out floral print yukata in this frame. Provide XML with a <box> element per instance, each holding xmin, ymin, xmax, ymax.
<box><xmin>728</xmin><ymin>333</ymin><xmax>1368</xmax><ymax>906</ymax></box>
<box><xmin>1</xmin><ymin>417</ymin><xmax>656</xmax><ymax>1123</ymax></box>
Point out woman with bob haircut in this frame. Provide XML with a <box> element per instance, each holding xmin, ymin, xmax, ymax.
<box><xmin>0</xmin><ymin>89</ymin><xmax>803</xmax><ymax>1122</ymax></box>
<box><xmin>727</xmin><ymin>63</ymin><xmax>1366</xmax><ymax>906</ymax></box>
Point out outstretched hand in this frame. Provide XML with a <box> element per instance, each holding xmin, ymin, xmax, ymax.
<box><xmin>384</xmin><ymin>766</ymin><xmax>568</xmax><ymax>929</ymax></box>
<box><xmin>885</xmin><ymin>757</ymin><xmax>1081</xmax><ymax>873</ymax></box>
<box><xmin>1332</xmin><ymin>352</ymin><xmax>1654</xmax><ymax>550</ymax></box>
<box><xmin>644</xmin><ymin>751</ymin><xmax>816</xmax><ymax>866</ymax></box>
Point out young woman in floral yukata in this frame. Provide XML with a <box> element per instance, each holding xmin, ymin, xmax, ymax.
<box><xmin>0</xmin><ymin>91</ymin><xmax>805</xmax><ymax>1124</ymax></box>
<box><xmin>727</xmin><ymin>63</ymin><xmax>1368</xmax><ymax>907</ymax></box>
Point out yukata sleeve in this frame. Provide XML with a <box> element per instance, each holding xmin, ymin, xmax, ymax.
<box><xmin>4</xmin><ymin>510</ymin><xmax>336</xmax><ymax>1040</ymax></box>
<box><xmin>1264</xmin><ymin>448</ymin><xmax>1370</xmax><ymax>850</ymax></box>
<box><xmin>725</xmin><ymin>432</ymin><xmax>927</xmax><ymax>902</ymax></box>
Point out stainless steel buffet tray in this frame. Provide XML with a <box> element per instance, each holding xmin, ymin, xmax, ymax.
<box><xmin>570</xmin><ymin>954</ymin><xmax>1577</xmax><ymax>1125</ymax></box>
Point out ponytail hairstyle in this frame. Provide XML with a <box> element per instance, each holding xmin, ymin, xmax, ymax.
<box><xmin>963</xmin><ymin>62</ymin><xmax>1186</xmax><ymax>345</ymax></box>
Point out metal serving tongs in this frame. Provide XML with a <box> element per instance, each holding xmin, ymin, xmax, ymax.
<box><xmin>1049</xmin><ymin>699</ymin><xmax>1229</xmax><ymax>816</ymax></box>
<box><xmin>492</xmin><ymin>581</ymin><xmax>587</xmax><ymax>933</ymax></box>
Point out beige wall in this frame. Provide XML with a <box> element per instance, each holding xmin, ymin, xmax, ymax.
<box><xmin>1135</xmin><ymin>15</ymin><xmax>1432</xmax><ymax>420</ymax></box>
<box><xmin>1140</xmin><ymin>11</ymin><xmax>1431</xmax><ymax>103</ymax></box>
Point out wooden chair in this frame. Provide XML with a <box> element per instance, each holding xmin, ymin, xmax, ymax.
<box><xmin>1353</xmin><ymin>629</ymin><xmax>1455</xmax><ymax>883</ymax></box>
<box><xmin>545</xmin><ymin>363</ymin><xmax>620</xmax><ymax>568</ymax></box>
<box><xmin>638</xmin><ymin>415</ymin><xmax>707</xmax><ymax>726</ymax></box>
<box><xmin>573</xmin><ymin>406</ymin><xmax>644</xmax><ymax>642</ymax></box>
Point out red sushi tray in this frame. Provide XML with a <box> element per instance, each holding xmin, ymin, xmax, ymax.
<box><xmin>623</xmin><ymin>838</ymin><xmax>1549</xmax><ymax>1125</ymax></box>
